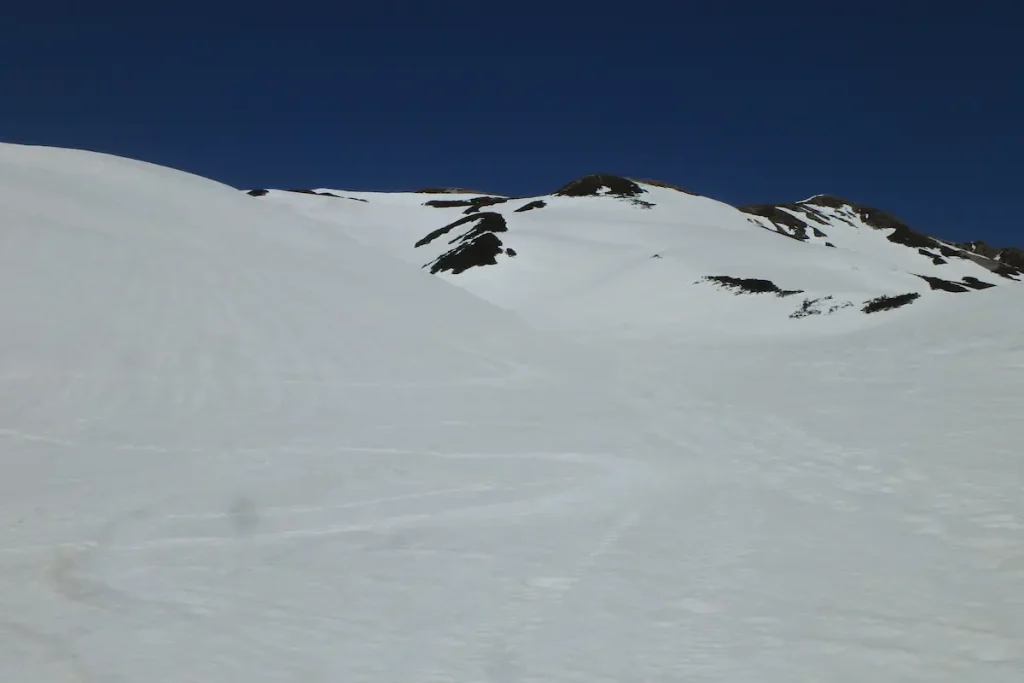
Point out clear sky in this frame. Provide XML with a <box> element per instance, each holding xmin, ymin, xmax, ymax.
<box><xmin>2</xmin><ymin>3</ymin><xmax>1021</xmax><ymax>245</ymax></box>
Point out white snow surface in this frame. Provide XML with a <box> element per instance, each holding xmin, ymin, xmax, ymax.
<box><xmin>260</xmin><ymin>183</ymin><xmax>1019</xmax><ymax>341</ymax></box>
<box><xmin>2</xmin><ymin>144</ymin><xmax>1023</xmax><ymax>682</ymax></box>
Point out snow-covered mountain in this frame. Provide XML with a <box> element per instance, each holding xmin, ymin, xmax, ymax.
<box><xmin>3</xmin><ymin>144</ymin><xmax>1023</xmax><ymax>682</ymax></box>
<box><xmin>252</xmin><ymin>174</ymin><xmax>1022</xmax><ymax>340</ymax></box>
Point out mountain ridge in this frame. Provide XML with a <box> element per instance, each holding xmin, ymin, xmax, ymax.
<box><xmin>249</xmin><ymin>173</ymin><xmax>1022</xmax><ymax>336</ymax></box>
<box><xmin>248</xmin><ymin>174</ymin><xmax>1022</xmax><ymax>267</ymax></box>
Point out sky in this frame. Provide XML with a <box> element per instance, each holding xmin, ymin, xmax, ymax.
<box><xmin>2</xmin><ymin>2</ymin><xmax>1021</xmax><ymax>245</ymax></box>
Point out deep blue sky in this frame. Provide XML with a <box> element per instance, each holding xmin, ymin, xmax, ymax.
<box><xmin>3</xmin><ymin>3</ymin><xmax>1021</xmax><ymax>244</ymax></box>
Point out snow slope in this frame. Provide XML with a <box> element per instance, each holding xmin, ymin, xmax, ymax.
<box><xmin>2</xmin><ymin>146</ymin><xmax>1023</xmax><ymax>682</ymax></box>
<box><xmin>257</xmin><ymin>178</ymin><xmax>1021</xmax><ymax>341</ymax></box>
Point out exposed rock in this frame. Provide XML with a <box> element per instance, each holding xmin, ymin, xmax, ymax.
<box><xmin>554</xmin><ymin>174</ymin><xmax>645</xmax><ymax>198</ymax></box>
<box><xmin>514</xmin><ymin>200</ymin><xmax>547</xmax><ymax>213</ymax></box>
<box><xmin>862</xmin><ymin>292</ymin><xmax>921</xmax><ymax>313</ymax></box>
<box><xmin>415</xmin><ymin>213</ymin><xmax>503</xmax><ymax>248</ymax></box>
<box><xmin>918</xmin><ymin>249</ymin><xmax>949</xmax><ymax>265</ymax></box>
<box><xmin>423</xmin><ymin>196</ymin><xmax>509</xmax><ymax>213</ymax></box>
<box><xmin>790</xmin><ymin>296</ymin><xmax>855</xmax><ymax>319</ymax></box>
<box><xmin>246</xmin><ymin>189</ymin><xmax>269</xmax><ymax>197</ymax></box>
<box><xmin>802</xmin><ymin>195</ymin><xmax>850</xmax><ymax>210</ymax></box>
<box><xmin>999</xmin><ymin>247</ymin><xmax>1024</xmax><ymax>270</ymax></box>
<box><xmin>887</xmin><ymin>225</ymin><xmax>940</xmax><ymax>250</ymax></box>
<box><xmin>632</xmin><ymin>178</ymin><xmax>696</xmax><ymax>195</ymax></box>
<box><xmin>956</xmin><ymin>240</ymin><xmax>1001</xmax><ymax>259</ymax></box>
<box><xmin>415</xmin><ymin>187</ymin><xmax>497</xmax><ymax>195</ymax></box>
<box><xmin>804</xmin><ymin>196</ymin><xmax>948</xmax><ymax>251</ymax></box>
<box><xmin>700</xmin><ymin>276</ymin><xmax>803</xmax><ymax>297</ymax></box>
<box><xmin>916</xmin><ymin>275</ymin><xmax>970</xmax><ymax>293</ymax></box>
<box><xmin>463</xmin><ymin>198</ymin><xmax>511</xmax><ymax>214</ymax></box>
<box><xmin>427</xmin><ymin>232</ymin><xmax>506</xmax><ymax>275</ymax></box>
<box><xmin>417</xmin><ymin>212</ymin><xmax>510</xmax><ymax>275</ymax></box>
<box><xmin>961</xmin><ymin>276</ymin><xmax>997</xmax><ymax>290</ymax></box>
<box><xmin>738</xmin><ymin>204</ymin><xmax>813</xmax><ymax>241</ymax></box>
<box><xmin>995</xmin><ymin>264</ymin><xmax>1022</xmax><ymax>280</ymax></box>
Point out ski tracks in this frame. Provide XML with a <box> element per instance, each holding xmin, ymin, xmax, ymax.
<box><xmin>478</xmin><ymin>508</ymin><xmax>644</xmax><ymax>680</ymax></box>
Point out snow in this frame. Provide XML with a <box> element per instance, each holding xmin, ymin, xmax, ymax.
<box><xmin>264</xmin><ymin>182</ymin><xmax>1018</xmax><ymax>342</ymax></box>
<box><xmin>2</xmin><ymin>143</ymin><xmax>1023</xmax><ymax>681</ymax></box>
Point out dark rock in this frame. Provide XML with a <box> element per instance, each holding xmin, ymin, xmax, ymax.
<box><xmin>416</xmin><ymin>187</ymin><xmax>496</xmax><ymax>195</ymax></box>
<box><xmin>803</xmin><ymin>195</ymin><xmax>851</xmax><ymax>210</ymax></box>
<box><xmin>427</xmin><ymin>233</ymin><xmax>506</xmax><ymax>275</ymax></box>
<box><xmin>796</xmin><ymin>204</ymin><xmax>834</xmax><ymax>225</ymax></box>
<box><xmin>790</xmin><ymin>296</ymin><xmax>855</xmax><ymax>319</ymax></box>
<box><xmin>631</xmin><ymin>178</ymin><xmax>696</xmax><ymax>195</ymax></box>
<box><xmin>418</xmin><ymin>212</ymin><xmax>510</xmax><ymax>275</ymax></box>
<box><xmin>999</xmin><ymin>247</ymin><xmax>1024</xmax><ymax>270</ymax></box>
<box><xmin>423</xmin><ymin>196</ymin><xmax>508</xmax><ymax>211</ymax></box>
<box><xmin>995</xmin><ymin>264</ymin><xmax>1022</xmax><ymax>280</ymax></box>
<box><xmin>424</xmin><ymin>199</ymin><xmax>473</xmax><ymax>209</ymax></box>
<box><xmin>961</xmin><ymin>276</ymin><xmax>997</xmax><ymax>290</ymax></box>
<box><xmin>554</xmin><ymin>174</ymin><xmax>645</xmax><ymax>198</ymax></box>
<box><xmin>506</xmin><ymin>248</ymin><xmax>517</xmax><ymax>257</ymax></box>
<box><xmin>514</xmin><ymin>200</ymin><xmax>547</xmax><ymax>213</ymax></box>
<box><xmin>279</xmin><ymin>189</ymin><xmax>362</xmax><ymax>200</ymax></box>
<box><xmin>463</xmin><ymin>197</ymin><xmax>510</xmax><ymax>214</ymax></box>
<box><xmin>701</xmin><ymin>275</ymin><xmax>803</xmax><ymax>297</ymax></box>
<box><xmin>738</xmin><ymin>204</ymin><xmax>811</xmax><ymax>241</ymax></box>
<box><xmin>825</xmin><ymin>242</ymin><xmax>836</xmax><ymax>248</ymax></box>
<box><xmin>415</xmin><ymin>213</ymin><xmax>505</xmax><ymax>248</ymax></box>
<box><xmin>246</xmin><ymin>189</ymin><xmax>269</xmax><ymax>197</ymax></box>
<box><xmin>915</xmin><ymin>275</ymin><xmax>970</xmax><ymax>293</ymax></box>
<box><xmin>915</xmin><ymin>249</ymin><xmax>949</xmax><ymax>265</ymax></box>
<box><xmin>805</xmin><ymin>196</ymin><xmax>946</xmax><ymax>251</ymax></box>
<box><xmin>857</xmin><ymin>206</ymin><xmax>913</xmax><ymax>232</ymax></box>
<box><xmin>791</xmin><ymin>298</ymin><xmax>822</xmax><ymax>319</ymax></box>
<box><xmin>862</xmin><ymin>292</ymin><xmax>921</xmax><ymax>313</ymax></box>
<box><xmin>955</xmin><ymin>240</ymin><xmax>1000</xmax><ymax>259</ymax></box>
<box><xmin>888</xmin><ymin>225</ymin><xmax>939</xmax><ymax>250</ymax></box>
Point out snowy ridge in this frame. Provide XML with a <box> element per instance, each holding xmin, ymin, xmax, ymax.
<box><xmin>255</xmin><ymin>175</ymin><xmax>1022</xmax><ymax>339</ymax></box>
<box><xmin>3</xmin><ymin>145</ymin><xmax>1024</xmax><ymax>681</ymax></box>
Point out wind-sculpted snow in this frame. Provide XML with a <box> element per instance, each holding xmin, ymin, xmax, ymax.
<box><xmin>5</xmin><ymin>145</ymin><xmax>1020</xmax><ymax>681</ymax></box>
